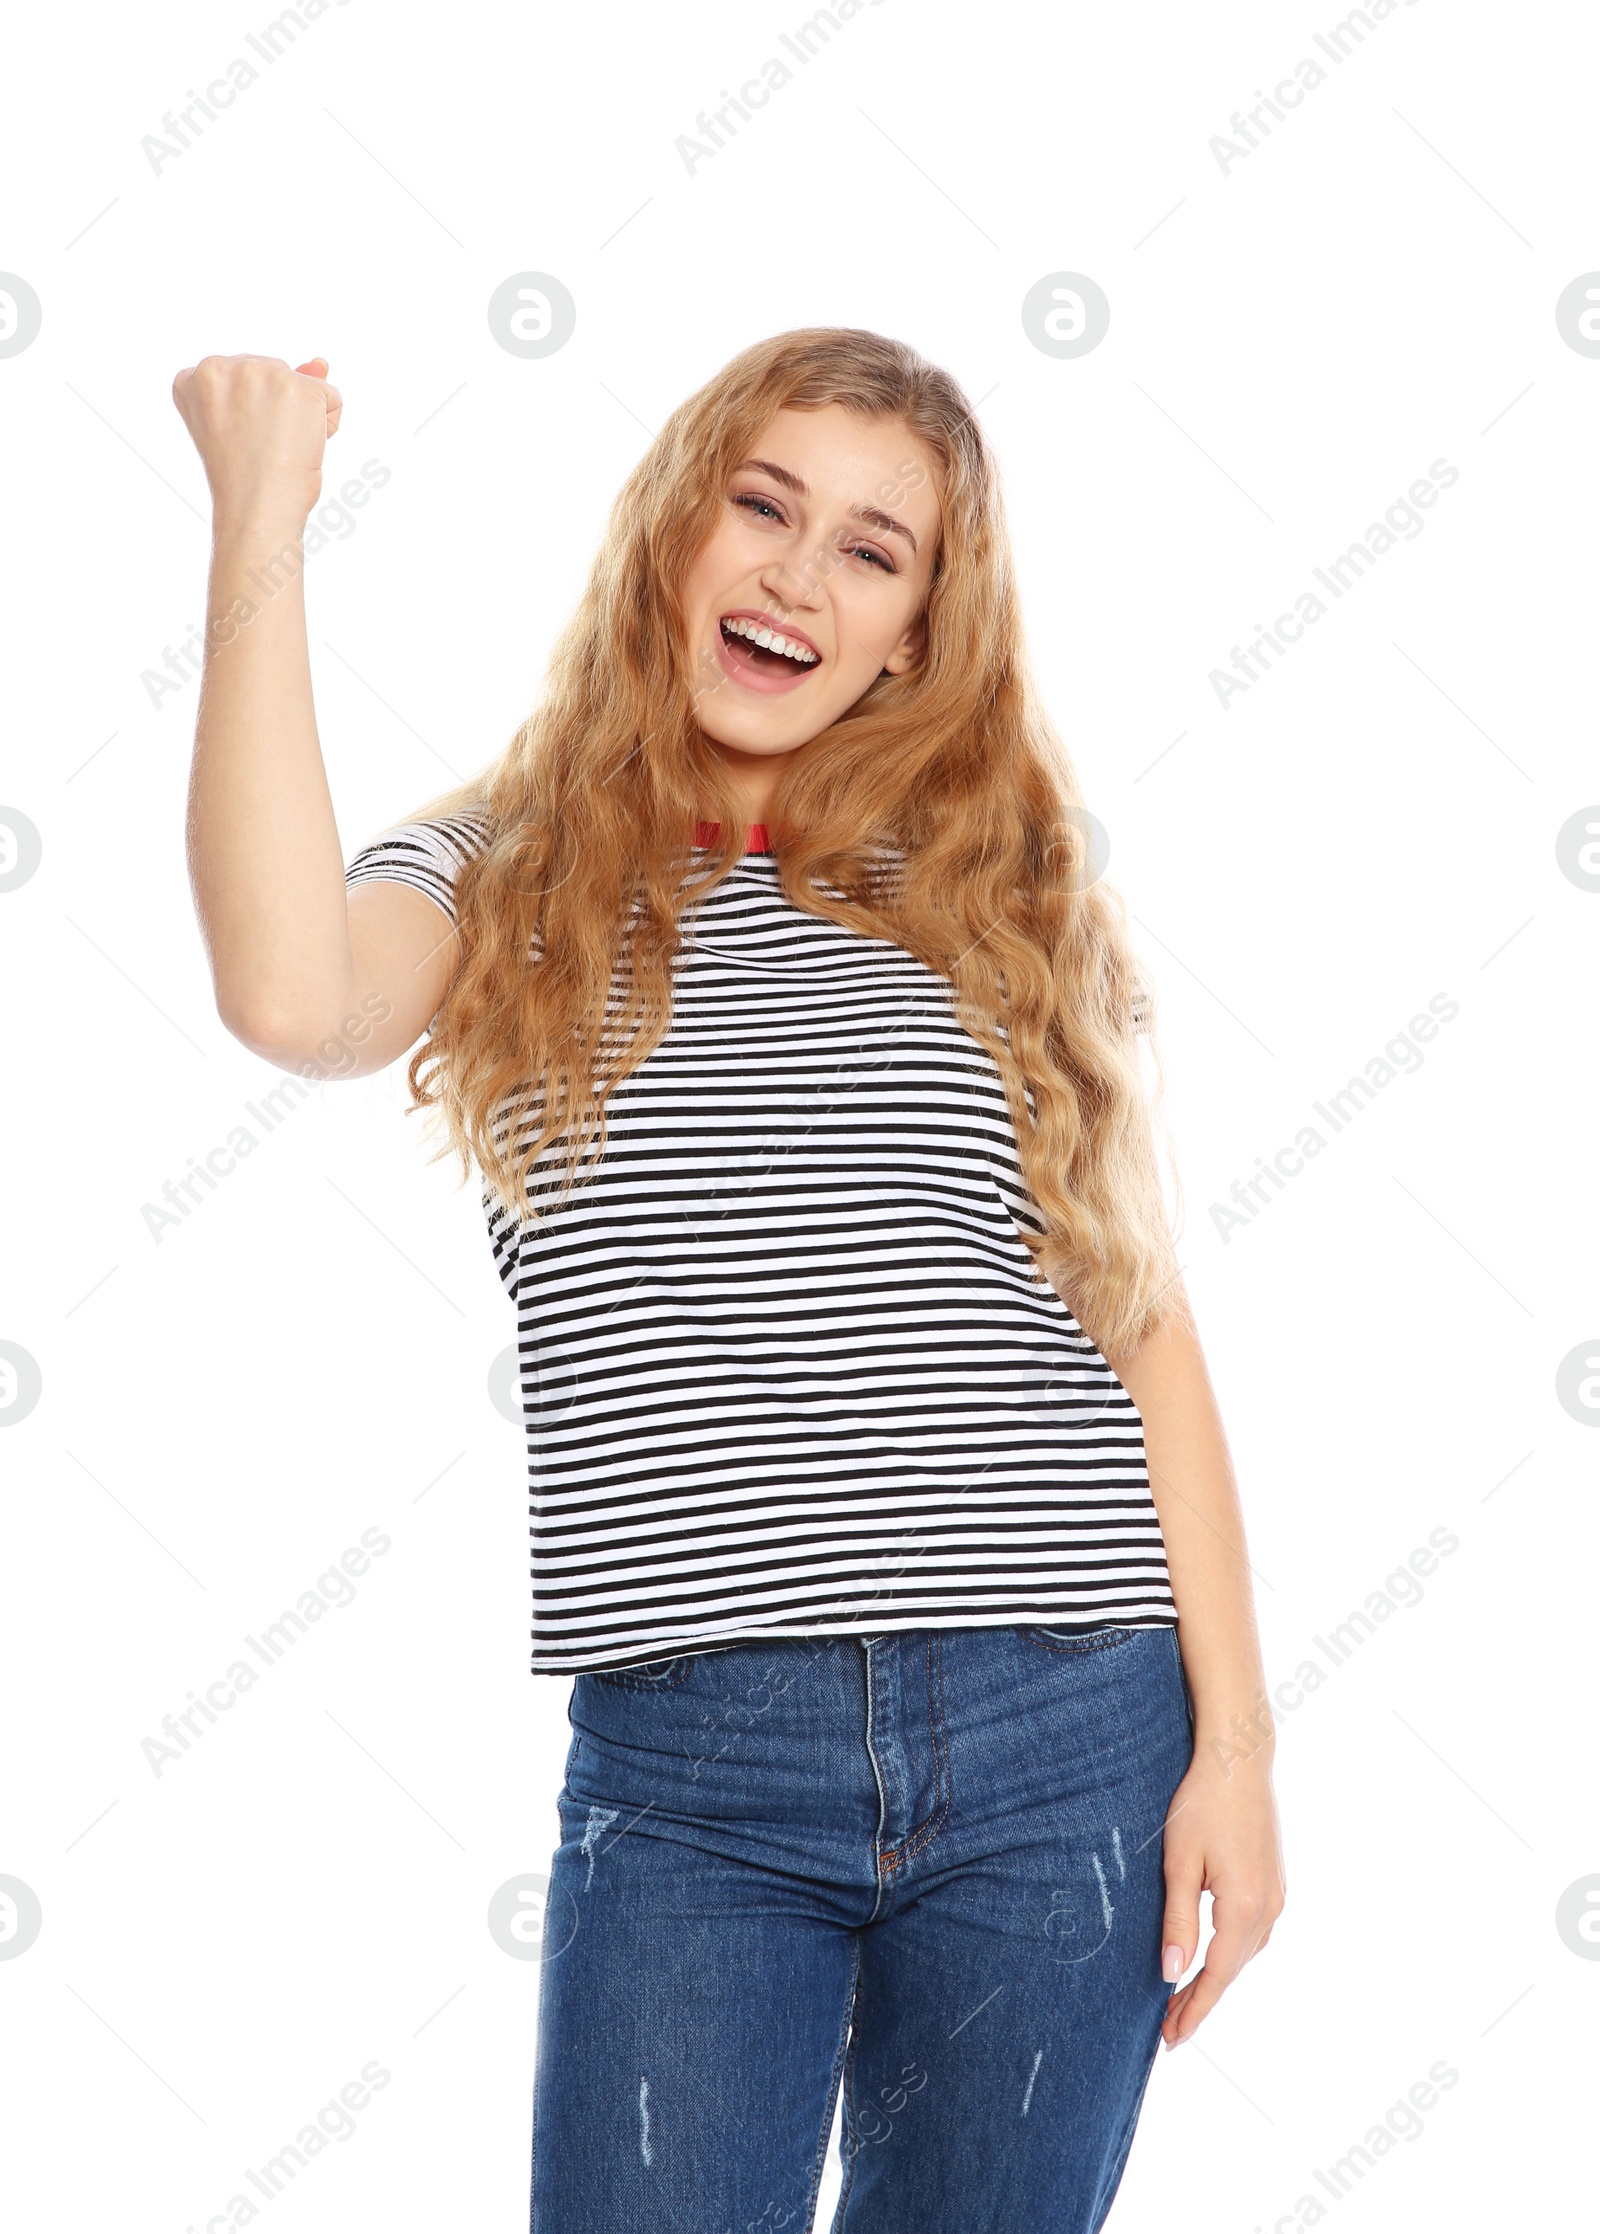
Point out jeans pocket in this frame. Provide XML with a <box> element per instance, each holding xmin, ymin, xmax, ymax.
<box><xmin>1020</xmin><ymin>1623</ymin><xmax>1145</xmax><ymax>1655</ymax></box>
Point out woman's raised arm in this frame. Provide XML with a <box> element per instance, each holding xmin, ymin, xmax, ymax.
<box><xmin>173</xmin><ymin>352</ymin><xmax>455</xmax><ymax>1078</ymax></box>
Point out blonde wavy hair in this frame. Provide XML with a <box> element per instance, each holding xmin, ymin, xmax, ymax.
<box><xmin>391</xmin><ymin>326</ymin><xmax>1185</xmax><ymax>1359</ymax></box>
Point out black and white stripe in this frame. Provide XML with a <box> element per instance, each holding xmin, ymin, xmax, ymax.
<box><xmin>346</xmin><ymin>815</ymin><xmax>1176</xmax><ymax>1673</ymax></box>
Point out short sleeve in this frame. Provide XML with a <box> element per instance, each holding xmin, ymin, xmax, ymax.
<box><xmin>344</xmin><ymin>811</ymin><xmax>494</xmax><ymax>927</ymax></box>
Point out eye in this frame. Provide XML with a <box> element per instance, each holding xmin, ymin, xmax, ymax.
<box><xmin>846</xmin><ymin>540</ymin><xmax>895</xmax><ymax>573</ymax></box>
<box><xmin>733</xmin><ymin>491</ymin><xmax>785</xmax><ymax>522</ymax></box>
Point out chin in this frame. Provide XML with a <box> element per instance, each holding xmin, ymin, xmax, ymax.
<box><xmin>701</xmin><ymin>709</ymin><xmax>831</xmax><ymax>755</ymax></box>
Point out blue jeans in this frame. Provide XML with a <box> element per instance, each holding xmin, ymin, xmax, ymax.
<box><xmin>530</xmin><ymin>1623</ymin><xmax>1193</xmax><ymax>2233</ymax></box>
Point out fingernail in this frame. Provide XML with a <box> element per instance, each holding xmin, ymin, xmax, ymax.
<box><xmin>1162</xmin><ymin>1944</ymin><xmax>1185</xmax><ymax>1983</ymax></box>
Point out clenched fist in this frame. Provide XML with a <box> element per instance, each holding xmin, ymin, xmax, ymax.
<box><xmin>171</xmin><ymin>353</ymin><xmax>343</xmax><ymax>531</ymax></box>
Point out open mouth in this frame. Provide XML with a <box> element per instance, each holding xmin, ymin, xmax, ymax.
<box><xmin>714</xmin><ymin>611</ymin><xmax>822</xmax><ymax>695</ymax></box>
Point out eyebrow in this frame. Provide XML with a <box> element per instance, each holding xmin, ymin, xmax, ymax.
<box><xmin>736</xmin><ymin>457</ymin><xmax>919</xmax><ymax>557</ymax></box>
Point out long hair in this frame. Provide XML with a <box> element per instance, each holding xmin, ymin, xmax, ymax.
<box><xmin>389</xmin><ymin>326</ymin><xmax>1185</xmax><ymax>1358</ymax></box>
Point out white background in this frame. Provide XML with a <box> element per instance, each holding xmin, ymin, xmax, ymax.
<box><xmin>2</xmin><ymin>0</ymin><xmax>1595</xmax><ymax>2227</ymax></box>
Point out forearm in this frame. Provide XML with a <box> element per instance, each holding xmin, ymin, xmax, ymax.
<box><xmin>1106</xmin><ymin>1291</ymin><xmax>1272</xmax><ymax>1754</ymax></box>
<box><xmin>186</xmin><ymin>517</ymin><xmax>358</xmax><ymax>1045</ymax></box>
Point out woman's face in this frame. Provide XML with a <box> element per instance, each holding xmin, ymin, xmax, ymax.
<box><xmin>680</xmin><ymin>404</ymin><xmax>943</xmax><ymax>771</ymax></box>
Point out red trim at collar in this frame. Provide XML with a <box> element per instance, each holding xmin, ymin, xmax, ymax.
<box><xmin>693</xmin><ymin>820</ymin><xmax>772</xmax><ymax>853</ymax></box>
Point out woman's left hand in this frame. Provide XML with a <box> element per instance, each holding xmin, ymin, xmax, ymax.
<box><xmin>1158</xmin><ymin>1733</ymin><xmax>1286</xmax><ymax>2049</ymax></box>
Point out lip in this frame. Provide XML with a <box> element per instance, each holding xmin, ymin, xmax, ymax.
<box><xmin>712</xmin><ymin>607</ymin><xmax>824</xmax><ymax>697</ymax></box>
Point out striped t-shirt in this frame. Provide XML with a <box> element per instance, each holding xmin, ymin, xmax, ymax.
<box><xmin>345</xmin><ymin>813</ymin><xmax>1176</xmax><ymax>1673</ymax></box>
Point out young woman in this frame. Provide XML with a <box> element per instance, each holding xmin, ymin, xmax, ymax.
<box><xmin>176</xmin><ymin>327</ymin><xmax>1284</xmax><ymax>2233</ymax></box>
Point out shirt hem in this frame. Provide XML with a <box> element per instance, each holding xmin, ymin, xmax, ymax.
<box><xmin>530</xmin><ymin>1602</ymin><xmax>1180</xmax><ymax>1676</ymax></box>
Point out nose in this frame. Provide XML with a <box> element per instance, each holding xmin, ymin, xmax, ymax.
<box><xmin>760</xmin><ymin>550</ymin><xmax>826</xmax><ymax>616</ymax></box>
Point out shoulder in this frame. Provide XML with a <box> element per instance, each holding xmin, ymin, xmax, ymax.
<box><xmin>344</xmin><ymin>808</ymin><xmax>496</xmax><ymax>927</ymax></box>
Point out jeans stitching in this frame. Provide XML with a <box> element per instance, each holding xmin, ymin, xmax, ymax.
<box><xmin>862</xmin><ymin>1644</ymin><xmax>893</xmax><ymax>1923</ymax></box>
<box><xmin>1022</xmin><ymin>1624</ymin><xmax>1155</xmax><ymax>1657</ymax></box>
<box><xmin>881</xmin><ymin>1633</ymin><xmax>951</xmax><ymax>1870</ymax></box>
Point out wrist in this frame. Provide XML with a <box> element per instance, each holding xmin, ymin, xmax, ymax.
<box><xmin>211</xmin><ymin>509</ymin><xmax>309</xmax><ymax>554</ymax></box>
<box><xmin>1191</xmin><ymin>1692</ymin><xmax>1277</xmax><ymax>1757</ymax></box>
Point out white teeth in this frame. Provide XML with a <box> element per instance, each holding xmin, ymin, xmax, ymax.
<box><xmin>721</xmin><ymin>615</ymin><xmax>818</xmax><ymax>665</ymax></box>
